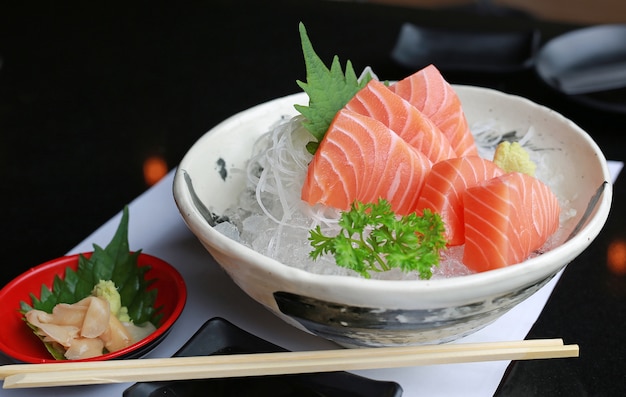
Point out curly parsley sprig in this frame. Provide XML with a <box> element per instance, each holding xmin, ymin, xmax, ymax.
<box><xmin>309</xmin><ymin>199</ymin><xmax>447</xmax><ymax>279</ymax></box>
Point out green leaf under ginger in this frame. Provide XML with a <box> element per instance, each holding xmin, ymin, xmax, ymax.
<box><xmin>21</xmin><ymin>206</ymin><xmax>161</xmax><ymax>326</ymax></box>
<box><xmin>295</xmin><ymin>22</ymin><xmax>372</xmax><ymax>154</ymax></box>
<box><xmin>309</xmin><ymin>199</ymin><xmax>447</xmax><ymax>279</ymax></box>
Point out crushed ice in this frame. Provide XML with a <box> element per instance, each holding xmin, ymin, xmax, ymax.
<box><xmin>216</xmin><ymin>114</ymin><xmax>574</xmax><ymax>280</ymax></box>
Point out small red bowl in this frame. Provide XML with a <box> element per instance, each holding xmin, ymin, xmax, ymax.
<box><xmin>0</xmin><ymin>252</ymin><xmax>186</xmax><ymax>363</ymax></box>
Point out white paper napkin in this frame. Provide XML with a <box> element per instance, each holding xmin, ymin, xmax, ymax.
<box><xmin>2</xmin><ymin>161</ymin><xmax>621</xmax><ymax>397</ymax></box>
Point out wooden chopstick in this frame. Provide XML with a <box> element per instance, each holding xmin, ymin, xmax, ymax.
<box><xmin>1</xmin><ymin>339</ymin><xmax>578</xmax><ymax>389</ymax></box>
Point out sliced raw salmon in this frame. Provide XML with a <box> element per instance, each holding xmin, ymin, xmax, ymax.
<box><xmin>462</xmin><ymin>172</ymin><xmax>561</xmax><ymax>272</ymax></box>
<box><xmin>415</xmin><ymin>156</ymin><xmax>505</xmax><ymax>246</ymax></box>
<box><xmin>344</xmin><ymin>79</ymin><xmax>457</xmax><ymax>163</ymax></box>
<box><xmin>301</xmin><ymin>109</ymin><xmax>432</xmax><ymax>215</ymax></box>
<box><xmin>390</xmin><ymin>64</ymin><xmax>478</xmax><ymax>158</ymax></box>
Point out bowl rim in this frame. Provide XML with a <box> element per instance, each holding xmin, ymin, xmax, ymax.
<box><xmin>0</xmin><ymin>251</ymin><xmax>187</xmax><ymax>363</ymax></box>
<box><xmin>173</xmin><ymin>85</ymin><xmax>613</xmax><ymax>304</ymax></box>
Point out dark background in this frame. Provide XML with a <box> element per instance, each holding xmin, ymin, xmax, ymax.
<box><xmin>1</xmin><ymin>1</ymin><xmax>621</xmax><ymax>282</ymax></box>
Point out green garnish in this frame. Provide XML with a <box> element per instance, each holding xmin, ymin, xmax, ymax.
<box><xmin>20</xmin><ymin>206</ymin><xmax>161</xmax><ymax>326</ymax></box>
<box><xmin>308</xmin><ymin>199</ymin><xmax>447</xmax><ymax>279</ymax></box>
<box><xmin>295</xmin><ymin>22</ymin><xmax>373</xmax><ymax>154</ymax></box>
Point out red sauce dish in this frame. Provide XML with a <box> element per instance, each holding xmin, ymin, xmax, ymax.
<box><xmin>0</xmin><ymin>252</ymin><xmax>186</xmax><ymax>363</ymax></box>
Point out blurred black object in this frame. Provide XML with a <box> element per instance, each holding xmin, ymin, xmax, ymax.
<box><xmin>535</xmin><ymin>24</ymin><xmax>626</xmax><ymax>113</ymax></box>
<box><xmin>391</xmin><ymin>23</ymin><xmax>541</xmax><ymax>73</ymax></box>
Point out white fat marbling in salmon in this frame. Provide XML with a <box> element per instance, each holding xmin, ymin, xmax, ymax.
<box><xmin>415</xmin><ymin>156</ymin><xmax>505</xmax><ymax>246</ymax></box>
<box><xmin>301</xmin><ymin>109</ymin><xmax>432</xmax><ymax>215</ymax></box>
<box><xmin>345</xmin><ymin>79</ymin><xmax>457</xmax><ymax>163</ymax></box>
<box><xmin>390</xmin><ymin>64</ymin><xmax>478</xmax><ymax>158</ymax></box>
<box><xmin>462</xmin><ymin>172</ymin><xmax>561</xmax><ymax>272</ymax></box>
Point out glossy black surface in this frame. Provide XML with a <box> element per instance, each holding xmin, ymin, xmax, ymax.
<box><xmin>1</xmin><ymin>1</ymin><xmax>625</xmax><ymax>395</ymax></box>
<box><xmin>535</xmin><ymin>24</ymin><xmax>626</xmax><ymax>112</ymax></box>
<box><xmin>391</xmin><ymin>23</ymin><xmax>540</xmax><ymax>72</ymax></box>
<box><xmin>123</xmin><ymin>317</ymin><xmax>403</xmax><ymax>397</ymax></box>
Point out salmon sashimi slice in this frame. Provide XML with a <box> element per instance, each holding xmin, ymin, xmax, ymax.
<box><xmin>389</xmin><ymin>64</ymin><xmax>478</xmax><ymax>158</ymax></box>
<box><xmin>415</xmin><ymin>156</ymin><xmax>505</xmax><ymax>246</ymax></box>
<box><xmin>344</xmin><ymin>79</ymin><xmax>457</xmax><ymax>163</ymax></box>
<box><xmin>301</xmin><ymin>109</ymin><xmax>432</xmax><ymax>215</ymax></box>
<box><xmin>462</xmin><ymin>172</ymin><xmax>561</xmax><ymax>272</ymax></box>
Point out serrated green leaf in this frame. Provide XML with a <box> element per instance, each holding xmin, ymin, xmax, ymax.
<box><xmin>21</xmin><ymin>206</ymin><xmax>161</xmax><ymax>354</ymax></box>
<box><xmin>295</xmin><ymin>22</ymin><xmax>372</xmax><ymax>154</ymax></box>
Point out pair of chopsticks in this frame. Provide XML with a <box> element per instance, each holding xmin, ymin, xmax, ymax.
<box><xmin>1</xmin><ymin>338</ymin><xmax>578</xmax><ymax>389</ymax></box>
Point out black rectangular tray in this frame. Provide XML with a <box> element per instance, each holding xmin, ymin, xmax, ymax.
<box><xmin>391</xmin><ymin>22</ymin><xmax>540</xmax><ymax>73</ymax></box>
<box><xmin>123</xmin><ymin>317</ymin><xmax>403</xmax><ymax>397</ymax></box>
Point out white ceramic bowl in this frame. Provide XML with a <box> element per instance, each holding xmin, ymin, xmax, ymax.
<box><xmin>173</xmin><ymin>86</ymin><xmax>612</xmax><ymax>347</ymax></box>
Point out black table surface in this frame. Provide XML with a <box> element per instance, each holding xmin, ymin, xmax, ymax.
<box><xmin>1</xmin><ymin>1</ymin><xmax>625</xmax><ymax>395</ymax></box>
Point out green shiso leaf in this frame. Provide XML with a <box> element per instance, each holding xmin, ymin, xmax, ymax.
<box><xmin>21</xmin><ymin>206</ymin><xmax>161</xmax><ymax>326</ymax></box>
<box><xmin>295</xmin><ymin>22</ymin><xmax>373</xmax><ymax>154</ymax></box>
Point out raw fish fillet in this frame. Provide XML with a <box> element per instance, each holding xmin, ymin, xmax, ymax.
<box><xmin>416</xmin><ymin>156</ymin><xmax>505</xmax><ymax>246</ymax></box>
<box><xmin>345</xmin><ymin>79</ymin><xmax>457</xmax><ymax>163</ymax></box>
<box><xmin>390</xmin><ymin>64</ymin><xmax>478</xmax><ymax>158</ymax></box>
<box><xmin>301</xmin><ymin>109</ymin><xmax>432</xmax><ymax>215</ymax></box>
<box><xmin>462</xmin><ymin>172</ymin><xmax>561</xmax><ymax>272</ymax></box>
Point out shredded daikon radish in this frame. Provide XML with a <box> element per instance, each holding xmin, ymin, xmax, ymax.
<box><xmin>221</xmin><ymin>115</ymin><xmax>572</xmax><ymax>280</ymax></box>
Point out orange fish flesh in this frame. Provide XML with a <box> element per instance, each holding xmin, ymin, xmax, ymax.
<box><xmin>345</xmin><ymin>79</ymin><xmax>457</xmax><ymax>163</ymax></box>
<box><xmin>390</xmin><ymin>64</ymin><xmax>478</xmax><ymax>158</ymax></box>
<box><xmin>415</xmin><ymin>156</ymin><xmax>505</xmax><ymax>246</ymax></box>
<box><xmin>301</xmin><ymin>109</ymin><xmax>432</xmax><ymax>215</ymax></box>
<box><xmin>462</xmin><ymin>172</ymin><xmax>561</xmax><ymax>272</ymax></box>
